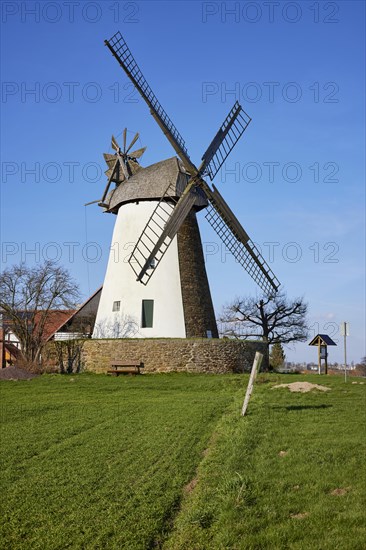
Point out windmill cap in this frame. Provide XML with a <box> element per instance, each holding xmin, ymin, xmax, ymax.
<box><xmin>105</xmin><ymin>157</ymin><xmax>208</xmax><ymax>213</ymax></box>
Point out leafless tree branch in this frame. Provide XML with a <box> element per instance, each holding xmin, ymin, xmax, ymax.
<box><xmin>0</xmin><ymin>261</ymin><xmax>80</xmax><ymax>367</ymax></box>
<box><xmin>218</xmin><ymin>291</ymin><xmax>309</xmax><ymax>369</ymax></box>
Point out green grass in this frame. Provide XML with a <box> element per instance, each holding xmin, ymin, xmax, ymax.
<box><xmin>165</xmin><ymin>374</ymin><xmax>366</xmax><ymax>550</ymax></box>
<box><xmin>0</xmin><ymin>373</ymin><xmax>239</xmax><ymax>549</ymax></box>
<box><xmin>0</xmin><ymin>373</ymin><xmax>365</xmax><ymax>549</ymax></box>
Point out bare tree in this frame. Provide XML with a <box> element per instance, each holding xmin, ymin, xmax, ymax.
<box><xmin>219</xmin><ymin>291</ymin><xmax>308</xmax><ymax>369</ymax></box>
<box><xmin>54</xmin><ymin>339</ymin><xmax>85</xmax><ymax>374</ymax></box>
<box><xmin>0</xmin><ymin>261</ymin><xmax>80</xmax><ymax>367</ymax></box>
<box><xmin>93</xmin><ymin>312</ymin><xmax>139</xmax><ymax>339</ymax></box>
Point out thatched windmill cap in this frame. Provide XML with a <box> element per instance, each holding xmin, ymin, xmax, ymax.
<box><xmin>105</xmin><ymin>157</ymin><xmax>208</xmax><ymax>213</ymax></box>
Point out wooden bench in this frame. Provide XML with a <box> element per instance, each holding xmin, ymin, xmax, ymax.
<box><xmin>107</xmin><ymin>360</ymin><xmax>144</xmax><ymax>376</ymax></box>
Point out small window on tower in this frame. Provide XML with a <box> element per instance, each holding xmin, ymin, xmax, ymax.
<box><xmin>112</xmin><ymin>301</ymin><xmax>121</xmax><ymax>312</ymax></box>
<box><xmin>141</xmin><ymin>300</ymin><xmax>154</xmax><ymax>328</ymax></box>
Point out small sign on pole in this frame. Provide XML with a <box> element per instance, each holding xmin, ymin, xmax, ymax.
<box><xmin>340</xmin><ymin>322</ymin><xmax>350</xmax><ymax>337</ymax></box>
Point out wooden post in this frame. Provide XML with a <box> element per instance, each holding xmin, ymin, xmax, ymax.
<box><xmin>344</xmin><ymin>332</ymin><xmax>347</xmax><ymax>383</ymax></box>
<box><xmin>324</xmin><ymin>347</ymin><xmax>328</xmax><ymax>375</ymax></box>
<box><xmin>241</xmin><ymin>352</ymin><xmax>263</xmax><ymax>416</ymax></box>
<box><xmin>0</xmin><ymin>313</ymin><xmax>6</xmax><ymax>369</ymax></box>
<box><xmin>318</xmin><ymin>342</ymin><xmax>321</xmax><ymax>375</ymax></box>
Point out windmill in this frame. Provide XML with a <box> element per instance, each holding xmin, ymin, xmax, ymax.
<box><xmin>92</xmin><ymin>31</ymin><xmax>280</xmax><ymax>339</ymax></box>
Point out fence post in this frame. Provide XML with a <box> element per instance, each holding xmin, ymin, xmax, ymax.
<box><xmin>241</xmin><ymin>352</ymin><xmax>263</xmax><ymax>416</ymax></box>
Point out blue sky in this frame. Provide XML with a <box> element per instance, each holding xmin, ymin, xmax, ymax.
<box><xmin>1</xmin><ymin>1</ymin><xmax>365</xmax><ymax>363</ymax></box>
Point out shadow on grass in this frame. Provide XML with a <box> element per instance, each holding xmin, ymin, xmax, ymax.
<box><xmin>285</xmin><ymin>404</ymin><xmax>333</xmax><ymax>411</ymax></box>
<box><xmin>268</xmin><ymin>404</ymin><xmax>333</xmax><ymax>414</ymax></box>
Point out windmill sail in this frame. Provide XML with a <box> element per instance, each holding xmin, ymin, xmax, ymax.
<box><xmin>128</xmin><ymin>180</ymin><xmax>199</xmax><ymax>284</ymax></box>
<box><xmin>201</xmin><ymin>101</ymin><xmax>251</xmax><ymax>181</ymax></box>
<box><xmin>105</xmin><ymin>31</ymin><xmax>281</xmax><ymax>294</ymax></box>
<box><xmin>105</xmin><ymin>32</ymin><xmax>196</xmax><ymax>175</ymax></box>
<box><xmin>128</xmin><ymin>103</ymin><xmax>251</xmax><ymax>284</ymax></box>
<box><xmin>111</xmin><ymin>135</ymin><xmax>119</xmax><ymax>151</ymax></box>
<box><xmin>128</xmin><ymin>146</ymin><xmax>146</xmax><ymax>159</ymax></box>
<box><xmin>204</xmin><ymin>185</ymin><xmax>280</xmax><ymax>294</ymax></box>
<box><xmin>126</xmin><ymin>132</ymin><xmax>139</xmax><ymax>153</ymax></box>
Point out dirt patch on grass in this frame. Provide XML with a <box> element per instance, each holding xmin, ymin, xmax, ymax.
<box><xmin>330</xmin><ymin>487</ymin><xmax>350</xmax><ymax>496</ymax></box>
<box><xmin>183</xmin><ymin>477</ymin><xmax>199</xmax><ymax>494</ymax></box>
<box><xmin>291</xmin><ymin>512</ymin><xmax>309</xmax><ymax>519</ymax></box>
<box><xmin>0</xmin><ymin>366</ymin><xmax>39</xmax><ymax>381</ymax></box>
<box><xmin>272</xmin><ymin>382</ymin><xmax>331</xmax><ymax>393</ymax></box>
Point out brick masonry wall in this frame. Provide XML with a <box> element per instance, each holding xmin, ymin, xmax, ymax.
<box><xmin>177</xmin><ymin>211</ymin><xmax>219</xmax><ymax>338</ymax></box>
<box><xmin>81</xmin><ymin>338</ymin><xmax>267</xmax><ymax>374</ymax></box>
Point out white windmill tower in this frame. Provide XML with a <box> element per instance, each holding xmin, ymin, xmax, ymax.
<box><xmin>92</xmin><ymin>32</ymin><xmax>280</xmax><ymax>339</ymax></box>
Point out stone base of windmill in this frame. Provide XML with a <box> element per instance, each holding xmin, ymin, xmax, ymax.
<box><xmin>81</xmin><ymin>338</ymin><xmax>267</xmax><ymax>374</ymax></box>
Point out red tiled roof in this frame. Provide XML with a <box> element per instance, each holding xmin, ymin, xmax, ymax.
<box><xmin>33</xmin><ymin>310</ymin><xmax>76</xmax><ymax>341</ymax></box>
<box><xmin>2</xmin><ymin>287</ymin><xmax>101</xmax><ymax>342</ymax></box>
<box><xmin>45</xmin><ymin>286</ymin><xmax>102</xmax><ymax>341</ymax></box>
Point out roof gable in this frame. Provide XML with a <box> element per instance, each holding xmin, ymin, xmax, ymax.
<box><xmin>308</xmin><ymin>333</ymin><xmax>337</xmax><ymax>346</ymax></box>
